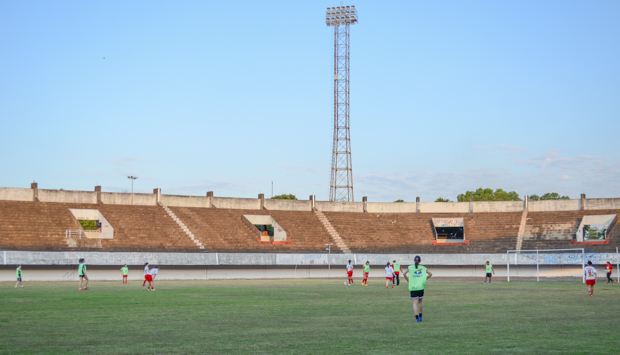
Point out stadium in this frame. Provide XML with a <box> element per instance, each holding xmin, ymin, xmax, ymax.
<box><xmin>2</xmin><ymin>2</ymin><xmax>620</xmax><ymax>354</ymax></box>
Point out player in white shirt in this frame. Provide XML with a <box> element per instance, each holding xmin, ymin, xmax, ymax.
<box><xmin>584</xmin><ymin>261</ymin><xmax>597</xmax><ymax>297</ymax></box>
<box><xmin>346</xmin><ymin>260</ymin><xmax>354</xmax><ymax>286</ymax></box>
<box><xmin>147</xmin><ymin>266</ymin><xmax>159</xmax><ymax>291</ymax></box>
<box><xmin>142</xmin><ymin>262</ymin><xmax>150</xmax><ymax>286</ymax></box>
<box><xmin>385</xmin><ymin>262</ymin><xmax>394</xmax><ymax>290</ymax></box>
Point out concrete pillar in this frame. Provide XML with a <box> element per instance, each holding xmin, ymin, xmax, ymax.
<box><xmin>31</xmin><ymin>182</ymin><xmax>38</xmax><ymax>202</ymax></box>
<box><xmin>258</xmin><ymin>193</ymin><xmax>265</xmax><ymax>210</ymax></box>
<box><xmin>95</xmin><ymin>186</ymin><xmax>102</xmax><ymax>204</ymax></box>
<box><xmin>524</xmin><ymin>195</ymin><xmax>528</xmax><ymax>211</ymax></box>
<box><xmin>153</xmin><ymin>188</ymin><xmax>161</xmax><ymax>205</ymax></box>
<box><xmin>207</xmin><ymin>191</ymin><xmax>214</xmax><ymax>208</ymax></box>
<box><xmin>469</xmin><ymin>195</ymin><xmax>473</xmax><ymax>213</ymax></box>
<box><xmin>580</xmin><ymin>194</ymin><xmax>586</xmax><ymax>210</ymax></box>
<box><xmin>309</xmin><ymin>195</ymin><xmax>316</xmax><ymax>211</ymax></box>
<box><xmin>362</xmin><ymin>196</ymin><xmax>368</xmax><ymax>213</ymax></box>
<box><xmin>416</xmin><ymin>196</ymin><xmax>420</xmax><ymax>213</ymax></box>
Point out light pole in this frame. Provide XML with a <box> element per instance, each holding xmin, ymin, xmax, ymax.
<box><xmin>325</xmin><ymin>243</ymin><xmax>333</xmax><ymax>278</ymax></box>
<box><xmin>127</xmin><ymin>176</ymin><xmax>138</xmax><ymax>204</ymax></box>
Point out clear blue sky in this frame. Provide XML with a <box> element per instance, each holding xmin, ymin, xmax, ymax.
<box><xmin>1</xmin><ymin>1</ymin><xmax>619</xmax><ymax>201</ymax></box>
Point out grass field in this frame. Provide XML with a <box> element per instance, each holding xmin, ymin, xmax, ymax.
<box><xmin>1</xmin><ymin>278</ymin><xmax>619</xmax><ymax>354</ymax></box>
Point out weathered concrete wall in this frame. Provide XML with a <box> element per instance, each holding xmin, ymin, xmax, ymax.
<box><xmin>0</xmin><ymin>187</ymin><xmax>33</xmax><ymax>201</ymax></box>
<box><xmin>472</xmin><ymin>201</ymin><xmax>524</xmax><ymax>213</ymax></box>
<box><xmin>529</xmin><ymin>199</ymin><xmax>580</xmax><ymax>212</ymax></box>
<box><xmin>366</xmin><ymin>202</ymin><xmax>417</xmax><ymax>213</ymax></box>
<box><xmin>38</xmin><ymin>189</ymin><xmax>97</xmax><ymax>204</ymax></box>
<box><xmin>419</xmin><ymin>202</ymin><xmax>470</xmax><ymax>213</ymax></box>
<box><xmin>264</xmin><ymin>199</ymin><xmax>312</xmax><ymax>211</ymax></box>
<box><xmin>585</xmin><ymin>198</ymin><xmax>620</xmax><ymax>210</ymax></box>
<box><xmin>3</xmin><ymin>250</ymin><xmax>616</xmax><ymax>267</ymax></box>
<box><xmin>212</xmin><ymin>197</ymin><xmax>260</xmax><ymax>210</ymax></box>
<box><xmin>100</xmin><ymin>192</ymin><xmax>156</xmax><ymax>206</ymax></box>
<box><xmin>161</xmin><ymin>194</ymin><xmax>211</xmax><ymax>208</ymax></box>
<box><xmin>316</xmin><ymin>201</ymin><xmax>364</xmax><ymax>212</ymax></box>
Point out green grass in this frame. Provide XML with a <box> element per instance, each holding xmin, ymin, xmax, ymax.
<box><xmin>1</xmin><ymin>279</ymin><xmax>619</xmax><ymax>354</ymax></box>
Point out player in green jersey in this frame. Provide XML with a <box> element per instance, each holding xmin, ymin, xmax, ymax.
<box><xmin>78</xmin><ymin>258</ymin><xmax>89</xmax><ymax>291</ymax></box>
<box><xmin>392</xmin><ymin>260</ymin><xmax>401</xmax><ymax>286</ymax></box>
<box><xmin>483</xmin><ymin>261</ymin><xmax>494</xmax><ymax>284</ymax></box>
<box><xmin>121</xmin><ymin>264</ymin><xmax>129</xmax><ymax>284</ymax></box>
<box><xmin>362</xmin><ymin>261</ymin><xmax>370</xmax><ymax>286</ymax></box>
<box><xmin>403</xmin><ymin>255</ymin><xmax>432</xmax><ymax>322</ymax></box>
<box><xmin>15</xmin><ymin>265</ymin><xmax>23</xmax><ymax>288</ymax></box>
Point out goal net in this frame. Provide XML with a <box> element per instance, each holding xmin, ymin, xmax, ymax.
<box><xmin>507</xmin><ymin>248</ymin><xmax>585</xmax><ymax>283</ymax></box>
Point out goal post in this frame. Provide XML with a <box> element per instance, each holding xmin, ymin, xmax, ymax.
<box><xmin>507</xmin><ymin>248</ymin><xmax>585</xmax><ymax>283</ymax></box>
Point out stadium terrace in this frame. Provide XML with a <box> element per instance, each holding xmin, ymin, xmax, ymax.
<box><xmin>1</xmin><ymin>184</ymin><xmax>618</xmax><ymax>282</ymax></box>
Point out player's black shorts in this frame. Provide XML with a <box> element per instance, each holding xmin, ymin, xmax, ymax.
<box><xmin>410</xmin><ymin>290</ymin><xmax>424</xmax><ymax>299</ymax></box>
<box><xmin>486</xmin><ymin>273</ymin><xmax>492</xmax><ymax>278</ymax></box>
<box><xmin>17</xmin><ymin>277</ymin><xmax>21</xmax><ymax>282</ymax></box>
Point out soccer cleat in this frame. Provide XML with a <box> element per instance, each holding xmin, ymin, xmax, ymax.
<box><xmin>79</xmin><ymin>288</ymin><xmax>82</xmax><ymax>291</ymax></box>
<box><xmin>415</xmin><ymin>318</ymin><xmax>421</xmax><ymax>323</ymax></box>
<box><xmin>83</xmin><ymin>287</ymin><xmax>88</xmax><ymax>290</ymax></box>
<box><xmin>419</xmin><ymin>316</ymin><xmax>422</xmax><ymax>321</ymax></box>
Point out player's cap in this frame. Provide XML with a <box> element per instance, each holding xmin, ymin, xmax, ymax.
<box><xmin>414</xmin><ymin>255</ymin><xmax>421</xmax><ymax>262</ymax></box>
<box><xmin>393</xmin><ymin>260</ymin><xmax>396</xmax><ymax>262</ymax></box>
<box><xmin>587</xmin><ymin>260</ymin><xmax>592</xmax><ymax>265</ymax></box>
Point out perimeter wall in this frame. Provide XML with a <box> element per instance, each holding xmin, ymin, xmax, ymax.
<box><xmin>1</xmin><ymin>251</ymin><xmax>617</xmax><ymax>281</ymax></box>
<box><xmin>2</xmin><ymin>185</ymin><xmax>619</xmax><ymax>213</ymax></box>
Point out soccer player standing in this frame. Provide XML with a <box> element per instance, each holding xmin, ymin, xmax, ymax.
<box><xmin>15</xmin><ymin>265</ymin><xmax>23</xmax><ymax>288</ymax></box>
<box><xmin>148</xmin><ymin>266</ymin><xmax>159</xmax><ymax>291</ymax></box>
<box><xmin>403</xmin><ymin>255</ymin><xmax>432</xmax><ymax>322</ymax></box>
<box><xmin>78</xmin><ymin>258</ymin><xmax>89</xmax><ymax>291</ymax></box>
<box><xmin>584</xmin><ymin>261</ymin><xmax>597</xmax><ymax>297</ymax></box>
<box><xmin>385</xmin><ymin>262</ymin><xmax>394</xmax><ymax>289</ymax></box>
<box><xmin>362</xmin><ymin>261</ymin><xmax>370</xmax><ymax>286</ymax></box>
<box><xmin>483</xmin><ymin>261</ymin><xmax>494</xmax><ymax>284</ymax></box>
<box><xmin>120</xmin><ymin>264</ymin><xmax>129</xmax><ymax>284</ymax></box>
<box><xmin>142</xmin><ymin>262</ymin><xmax>150</xmax><ymax>286</ymax></box>
<box><xmin>605</xmin><ymin>262</ymin><xmax>614</xmax><ymax>283</ymax></box>
<box><xmin>392</xmin><ymin>260</ymin><xmax>401</xmax><ymax>286</ymax></box>
<box><xmin>346</xmin><ymin>260</ymin><xmax>354</xmax><ymax>286</ymax></box>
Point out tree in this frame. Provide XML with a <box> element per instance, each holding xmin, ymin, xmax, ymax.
<box><xmin>394</xmin><ymin>199</ymin><xmax>405</xmax><ymax>203</ymax></box>
<box><xmin>457</xmin><ymin>188</ymin><xmax>522</xmax><ymax>202</ymax></box>
<box><xmin>435</xmin><ymin>197</ymin><xmax>452</xmax><ymax>202</ymax></box>
<box><xmin>271</xmin><ymin>194</ymin><xmax>297</xmax><ymax>200</ymax></box>
<box><xmin>529</xmin><ymin>193</ymin><xmax>569</xmax><ymax>201</ymax></box>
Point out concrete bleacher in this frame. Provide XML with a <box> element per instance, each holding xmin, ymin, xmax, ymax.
<box><xmin>168</xmin><ymin>207</ymin><xmax>334</xmax><ymax>253</ymax></box>
<box><xmin>0</xmin><ymin>201</ymin><xmax>199</xmax><ymax>252</ymax></box>
<box><xmin>522</xmin><ymin>209</ymin><xmax>620</xmax><ymax>252</ymax></box>
<box><xmin>0</xmin><ymin>187</ymin><xmax>618</xmax><ymax>254</ymax></box>
<box><xmin>322</xmin><ymin>211</ymin><xmax>522</xmax><ymax>254</ymax></box>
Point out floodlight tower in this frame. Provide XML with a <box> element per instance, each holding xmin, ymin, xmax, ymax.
<box><xmin>326</xmin><ymin>5</ymin><xmax>358</xmax><ymax>202</ymax></box>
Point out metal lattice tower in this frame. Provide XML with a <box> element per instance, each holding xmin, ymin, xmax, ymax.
<box><xmin>326</xmin><ymin>5</ymin><xmax>358</xmax><ymax>202</ymax></box>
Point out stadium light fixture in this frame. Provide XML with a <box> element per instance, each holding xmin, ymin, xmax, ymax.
<box><xmin>127</xmin><ymin>176</ymin><xmax>138</xmax><ymax>204</ymax></box>
<box><xmin>325</xmin><ymin>5</ymin><xmax>358</xmax><ymax>26</ymax></box>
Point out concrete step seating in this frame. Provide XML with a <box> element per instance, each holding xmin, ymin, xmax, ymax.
<box><xmin>0</xmin><ymin>201</ymin><xmax>199</xmax><ymax>252</ymax></box>
<box><xmin>321</xmin><ymin>212</ymin><xmax>522</xmax><ymax>254</ymax></box>
<box><xmin>522</xmin><ymin>209</ymin><xmax>620</xmax><ymax>251</ymax></box>
<box><xmin>168</xmin><ymin>207</ymin><xmax>335</xmax><ymax>253</ymax></box>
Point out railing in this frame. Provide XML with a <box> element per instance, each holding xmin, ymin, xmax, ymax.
<box><xmin>66</xmin><ymin>229</ymin><xmax>104</xmax><ymax>239</ymax></box>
